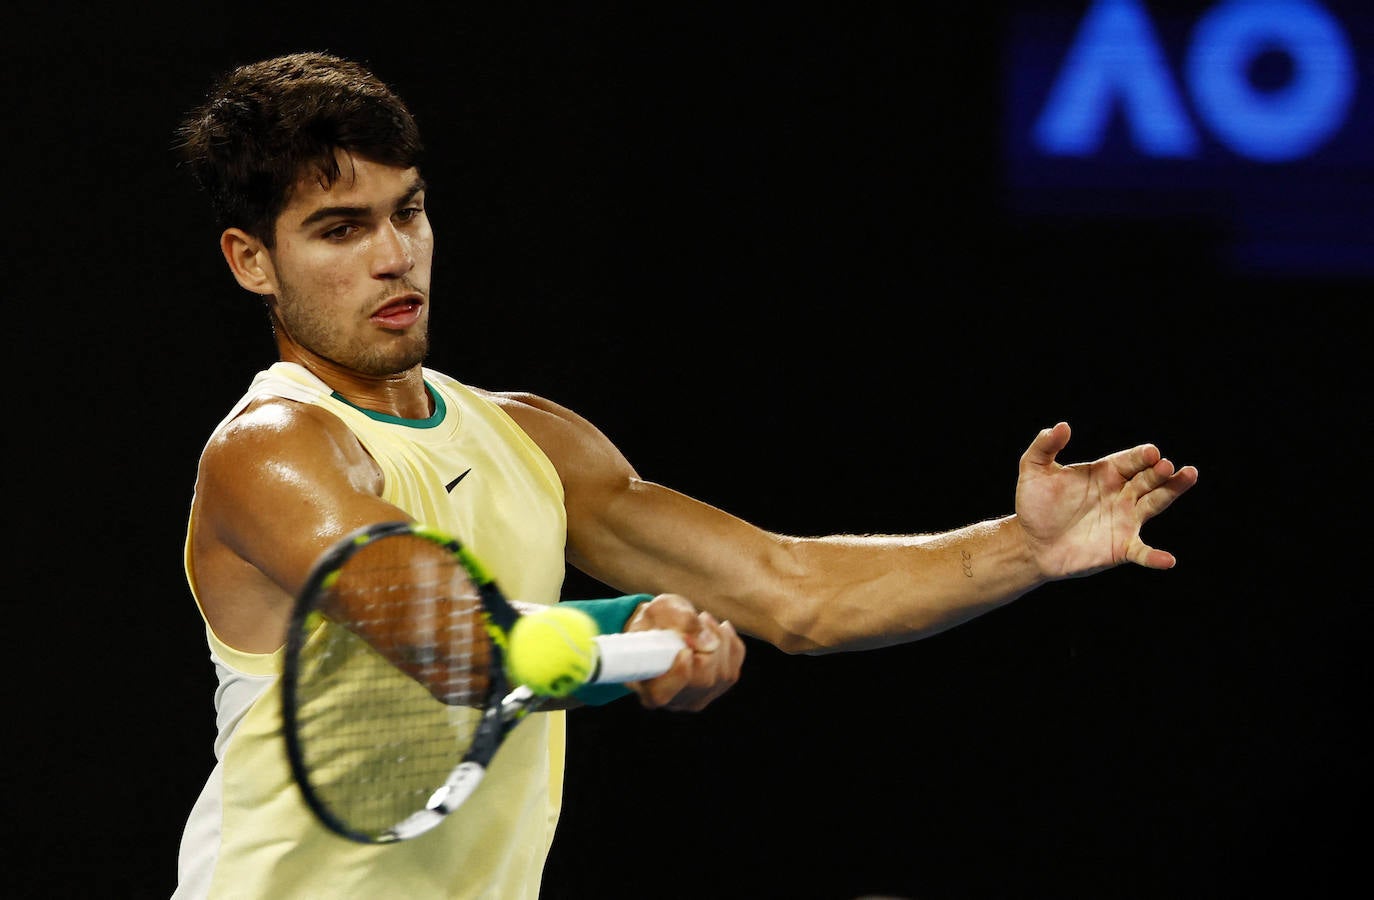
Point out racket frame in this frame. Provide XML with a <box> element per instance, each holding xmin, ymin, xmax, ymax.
<box><xmin>281</xmin><ymin>521</ymin><xmax>521</xmax><ymax>844</ymax></box>
<box><xmin>281</xmin><ymin>519</ymin><xmax>685</xmax><ymax>844</ymax></box>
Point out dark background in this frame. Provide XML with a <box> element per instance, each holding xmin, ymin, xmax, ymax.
<box><xmin>5</xmin><ymin>3</ymin><xmax>1367</xmax><ymax>898</ymax></box>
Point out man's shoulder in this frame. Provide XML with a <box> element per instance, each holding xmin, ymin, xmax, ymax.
<box><xmin>421</xmin><ymin>369</ymin><xmax>565</xmax><ymax>421</ymax></box>
<box><xmin>203</xmin><ymin>395</ymin><xmax>359</xmax><ymax>469</ymax></box>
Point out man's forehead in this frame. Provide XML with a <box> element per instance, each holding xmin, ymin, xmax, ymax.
<box><xmin>289</xmin><ymin>155</ymin><xmax>421</xmax><ymax>205</ymax></box>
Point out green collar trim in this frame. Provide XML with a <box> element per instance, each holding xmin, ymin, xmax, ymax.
<box><xmin>330</xmin><ymin>381</ymin><xmax>446</xmax><ymax>428</ymax></box>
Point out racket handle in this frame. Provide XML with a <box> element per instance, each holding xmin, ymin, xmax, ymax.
<box><xmin>590</xmin><ymin>630</ymin><xmax>688</xmax><ymax>684</ymax></box>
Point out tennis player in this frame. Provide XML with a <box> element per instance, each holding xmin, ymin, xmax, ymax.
<box><xmin>172</xmin><ymin>51</ymin><xmax>1198</xmax><ymax>899</ymax></box>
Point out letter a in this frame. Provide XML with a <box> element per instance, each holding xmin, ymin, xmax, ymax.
<box><xmin>1033</xmin><ymin>0</ymin><xmax>1200</xmax><ymax>158</ymax></box>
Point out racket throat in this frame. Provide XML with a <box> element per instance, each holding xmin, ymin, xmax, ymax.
<box><xmin>388</xmin><ymin>761</ymin><xmax>487</xmax><ymax>842</ymax></box>
<box><xmin>427</xmin><ymin>760</ymin><xmax>486</xmax><ymax>814</ymax></box>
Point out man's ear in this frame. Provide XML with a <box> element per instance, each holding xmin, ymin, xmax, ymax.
<box><xmin>220</xmin><ymin>227</ymin><xmax>276</xmax><ymax>296</ymax></box>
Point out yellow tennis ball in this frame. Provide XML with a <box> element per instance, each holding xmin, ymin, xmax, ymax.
<box><xmin>506</xmin><ymin>606</ymin><xmax>600</xmax><ymax>697</ymax></box>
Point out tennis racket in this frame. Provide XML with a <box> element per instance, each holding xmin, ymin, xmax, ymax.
<box><xmin>280</xmin><ymin>519</ymin><xmax>686</xmax><ymax>844</ymax></box>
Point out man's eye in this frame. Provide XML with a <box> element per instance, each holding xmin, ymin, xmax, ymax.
<box><xmin>323</xmin><ymin>224</ymin><xmax>356</xmax><ymax>240</ymax></box>
<box><xmin>396</xmin><ymin>207</ymin><xmax>424</xmax><ymax>223</ymax></box>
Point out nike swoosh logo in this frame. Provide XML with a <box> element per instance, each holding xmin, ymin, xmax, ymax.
<box><xmin>445</xmin><ymin>468</ymin><xmax>472</xmax><ymax>493</ymax></box>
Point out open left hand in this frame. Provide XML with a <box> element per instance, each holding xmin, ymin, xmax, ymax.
<box><xmin>1015</xmin><ymin>422</ymin><xmax>1199</xmax><ymax>579</ymax></box>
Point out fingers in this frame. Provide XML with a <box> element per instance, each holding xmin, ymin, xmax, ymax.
<box><xmin>1123</xmin><ymin>451</ymin><xmax>1173</xmax><ymax>496</ymax></box>
<box><xmin>627</xmin><ymin>592</ymin><xmax>700</xmax><ymax>636</ymax></box>
<box><xmin>1020</xmin><ymin>421</ymin><xmax>1072</xmax><ymax>468</ymax></box>
<box><xmin>1127</xmin><ymin>540</ymin><xmax>1178</xmax><ymax>570</ymax></box>
<box><xmin>628</xmin><ymin>594</ymin><xmax>744</xmax><ymax>712</ymax></box>
<box><xmin>1106</xmin><ymin>442</ymin><xmax>1164</xmax><ymax>482</ymax></box>
<box><xmin>1127</xmin><ymin>462</ymin><xmax>1199</xmax><ymax>569</ymax></box>
<box><xmin>1136</xmin><ymin>463</ymin><xmax>1199</xmax><ymax>519</ymax></box>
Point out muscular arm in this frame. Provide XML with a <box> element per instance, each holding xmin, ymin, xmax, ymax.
<box><xmin>495</xmin><ymin>394</ymin><xmax>1198</xmax><ymax>655</ymax></box>
<box><xmin>190</xmin><ymin>395</ymin><xmax>743</xmax><ymax>712</ymax></box>
<box><xmin>189</xmin><ymin>398</ymin><xmax>413</xmax><ymax>653</ymax></box>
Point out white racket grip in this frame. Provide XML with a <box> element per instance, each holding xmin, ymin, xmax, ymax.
<box><xmin>590</xmin><ymin>630</ymin><xmax>687</xmax><ymax>684</ymax></box>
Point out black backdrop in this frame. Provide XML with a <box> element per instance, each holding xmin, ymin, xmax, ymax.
<box><xmin>4</xmin><ymin>4</ymin><xmax>1367</xmax><ymax>899</ymax></box>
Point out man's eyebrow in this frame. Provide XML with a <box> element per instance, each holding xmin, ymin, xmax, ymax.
<box><xmin>298</xmin><ymin>178</ymin><xmax>428</xmax><ymax>228</ymax></box>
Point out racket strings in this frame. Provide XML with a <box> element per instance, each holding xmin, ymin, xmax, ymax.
<box><xmin>292</xmin><ymin>534</ymin><xmax>496</xmax><ymax>837</ymax></box>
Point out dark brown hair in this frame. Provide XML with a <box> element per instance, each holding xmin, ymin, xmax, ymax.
<box><xmin>176</xmin><ymin>51</ymin><xmax>425</xmax><ymax>246</ymax></box>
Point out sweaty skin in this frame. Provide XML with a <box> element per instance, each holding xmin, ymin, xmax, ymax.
<box><xmin>193</xmin><ymin>153</ymin><xmax>743</xmax><ymax>711</ymax></box>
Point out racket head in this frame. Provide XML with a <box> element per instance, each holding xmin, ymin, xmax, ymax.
<box><xmin>280</xmin><ymin>520</ymin><xmax>521</xmax><ymax>844</ymax></box>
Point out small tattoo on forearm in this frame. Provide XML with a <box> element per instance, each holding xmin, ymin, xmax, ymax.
<box><xmin>961</xmin><ymin>549</ymin><xmax>973</xmax><ymax>578</ymax></box>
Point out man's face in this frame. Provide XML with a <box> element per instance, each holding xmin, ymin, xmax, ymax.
<box><xmin>266</xmin><ymin>153</ymin><xmax>434</xmax><ymax>377</ymax></box>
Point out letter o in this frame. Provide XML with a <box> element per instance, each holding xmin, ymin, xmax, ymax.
<box><xmin>1185</xmin><ymin>0</ymin><xmax>1355</xmax><ymax>161</ymax></box>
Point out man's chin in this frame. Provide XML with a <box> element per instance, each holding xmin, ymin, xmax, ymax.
<box><xmin>361</xmin><ymin>342</ymin><xmax>428</xmax><ymax>376</ymax></box>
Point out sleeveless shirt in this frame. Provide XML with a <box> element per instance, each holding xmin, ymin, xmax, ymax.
<box><xmin>174</xmin><ymin>362</ymin><xmax>568</xmax><ymax>899</ymax></box>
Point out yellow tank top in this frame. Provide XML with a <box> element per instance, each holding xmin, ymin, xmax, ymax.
<box><xmin>177</xmin><ymin>362</ymin><xmax>568</xmax><ymax>899</ymax></box>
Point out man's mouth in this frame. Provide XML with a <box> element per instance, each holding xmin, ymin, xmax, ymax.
<box><xmin>371</xmin><ymin>296</ymin><xmax>423</xmax><ymax>329</ymax></box>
